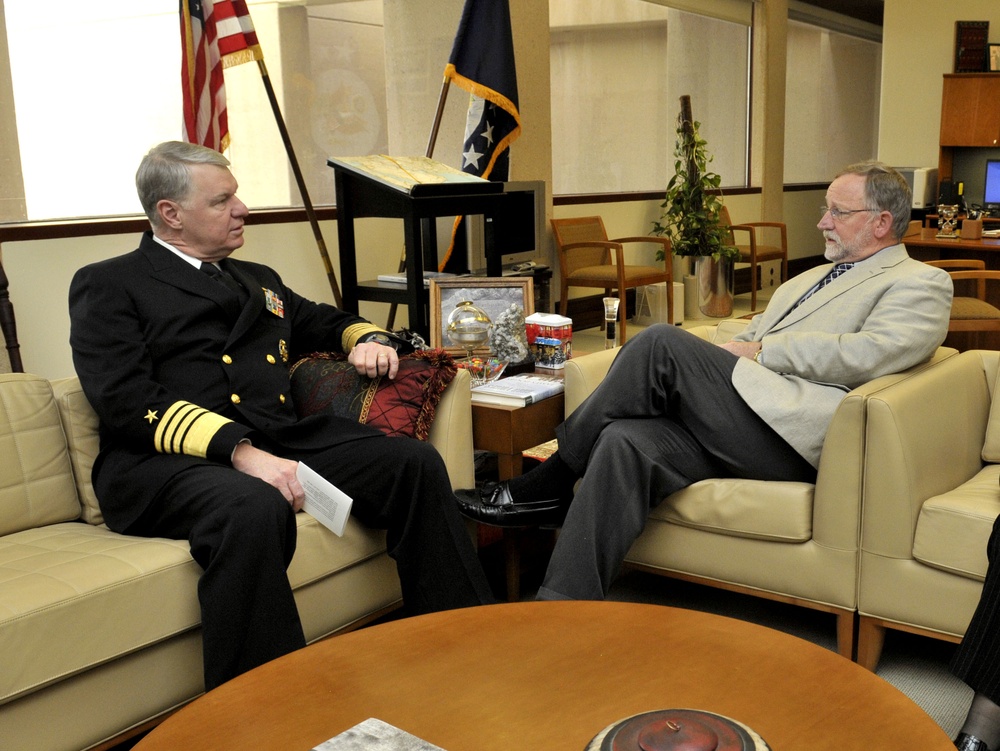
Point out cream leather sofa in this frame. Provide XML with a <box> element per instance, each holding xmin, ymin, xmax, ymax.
<box><xmin>563</xmin><ymin>321</ymin><xmax>956</xmax><ymax>659</ymax></box>
<box><xmin>0</xmin><ymin>369</ymin><xmax>474</xmax><ymax>751</ymax></box>
<box><xmin>857</xmin><ymin>349</ymin><xmax>1000</xmax><ymax>670</ymax></box>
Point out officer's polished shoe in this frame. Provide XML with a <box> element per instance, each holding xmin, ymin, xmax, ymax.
<box><xmin>455</xmin><ymin>481</ymin><xmax>569</xmax><ymax>528</ymax></box>
<box><xmin>955</xmin><ymin>733</ymin><xmax>992</xmax><ymax>751</ymax></box>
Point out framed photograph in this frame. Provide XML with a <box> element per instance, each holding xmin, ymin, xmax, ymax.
<box><xmin>991</xmin><ymin>44</ymin><xmax>1000</xmax><ymax>72</ymax></box>
<box><xmin>429</xmin><ymin>277</ymin><xmax>534</xmax><ymax>353</ymax></box>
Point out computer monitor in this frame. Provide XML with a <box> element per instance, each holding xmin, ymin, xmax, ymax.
<box><xmin>467</xmin><ymin>180</ymin><xmax>545</xmax><ymax>274</ymax></box>
<box><xmin>984</xmin><ymin>159</ymin><xmax>1000</xmax><ymax>214</ymax></box>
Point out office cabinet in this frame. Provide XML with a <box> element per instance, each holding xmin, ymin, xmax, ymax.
<box><xmin>940</xmin><ymin>74</ymin><xmax>1000</xmax><ymax>147</ymax></box>
<box><xmin>938</xmin><ymin>74</ymin><xmax>1000</xmax><ymax>186</ymax></box>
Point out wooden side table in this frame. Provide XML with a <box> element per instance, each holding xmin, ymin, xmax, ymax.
<box><xmin>471</xmin><ymin>393</ymin><xmax>564</xmax><ymax>600</ymax></box>
<box><xmin>471</xmin><ymin>393</ymin><xmax>564</xmax><ymax>480</ymax></box>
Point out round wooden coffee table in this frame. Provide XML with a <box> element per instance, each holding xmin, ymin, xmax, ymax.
<box><xmin>134</xmin><ymin>601</ymin><xmax>954</xmax><ymax>750</ymax></box>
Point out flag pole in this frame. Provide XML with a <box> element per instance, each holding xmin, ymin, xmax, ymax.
<box><xmin>255</xmin><ymin>58</ymin><xmax>343</xmax><ymax>308</ymax></box>
<box><xmin>425</xmin><ymin>75</ymin><xmax>452</xmax><ymax>158</ymax></box>
<box><xmin>385</xmin><ymin>75</ymin><xmax>452</xmax><ymax>330</ymax></box>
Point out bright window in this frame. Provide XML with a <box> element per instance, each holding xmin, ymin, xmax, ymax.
<box><xmin>2</xmin><ymin>0</ymin><xmax>387</xmax><ymax>221</ymax></box>
<box><xmin>549</xmin><ymin>1</ymin><xmax>750</xmax><ymax>194</ymax></box>
<box><xmin>783</xmin><ymin>19</ymin><xmax>882</xmax><ymax>183</ymax></box>
<box><xmin>1</xmin><ymin>1</ymin><xmax>881</xmax><ymax>222</ymax></box>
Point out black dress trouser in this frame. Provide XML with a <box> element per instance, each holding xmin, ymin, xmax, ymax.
<box><xmin>953</xmin><ymin>514</ymin><xmax>1000</xmax><ymax>703</ymax></box>
<box><xmin>129</xmin><ymin>433</ymin><xmax>493</xmax><ymax>690</ymax></box>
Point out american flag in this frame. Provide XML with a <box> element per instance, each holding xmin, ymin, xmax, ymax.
<box><xmin>445</xmin><ymin>0</ymin><xmax>521</xmax><ymax>181</ymax></box>
<box><xmin>181</xmin><ymin>0</ymin><xmax>263</xmax><ymax>153</ymax></box>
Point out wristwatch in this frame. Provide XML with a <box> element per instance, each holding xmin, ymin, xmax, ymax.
<box><xmin>753</xmin><ymin>347</ymin><xmax>763</xmax><ymax>365</ymax></box>
<box><xmin>360</xmin><ymin>332</ymin><xmax>395</xmax><ymax>348</ymax></box>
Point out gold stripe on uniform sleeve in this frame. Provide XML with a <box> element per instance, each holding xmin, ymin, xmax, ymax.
<box><xmin>342</xmin><ymin>322</ymin><xmax>386</xmax><ymax>351</ymax></box>
<box><xmin>154</xmin><ymin>400</ymin><xmax>233</xmax><ymax>458</ymax></box>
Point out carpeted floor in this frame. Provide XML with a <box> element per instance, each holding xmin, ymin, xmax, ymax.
<box><xmin>604</xmin><ymin>569</ymin><xmax>972</xmax><ymax>741</ymax></box>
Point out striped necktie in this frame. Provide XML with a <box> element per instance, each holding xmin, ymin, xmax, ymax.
<box><xmin>795</xmin><ymin>262</ymin><xmax>854</xmax><ymax>308</ymax></box>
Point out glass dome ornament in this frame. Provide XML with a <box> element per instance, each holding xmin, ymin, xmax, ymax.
<box><xmin>447</xmin><ymin>300</ymin><xmax>492</xmax><ymax>356</ymax></box>
<box><xmin>447</xmin><ymin>301</ymin><xmax>508</xmax><ymax>385</ymax></box>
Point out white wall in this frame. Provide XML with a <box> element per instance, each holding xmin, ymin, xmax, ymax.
<box><xmin>879</xmin><ymin>0</ymin><xmax>1000</xmax><ymax>168</ymax></box>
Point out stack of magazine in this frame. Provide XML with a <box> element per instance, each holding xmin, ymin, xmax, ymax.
<box><xmin>470</xmin><ymin>373</ymin><xmax>564</xmax><ymax>407</ymax></box>
<box><xmin>314</xmin><ymin>718</ymin><xmax>445</xmax><ymax>750</ymax></box>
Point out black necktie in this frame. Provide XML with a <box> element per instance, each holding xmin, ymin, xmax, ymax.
<box><xmin>201</xmin><ymin>262</ymin><xmax>248</xmax><ymax>306</ymax></box>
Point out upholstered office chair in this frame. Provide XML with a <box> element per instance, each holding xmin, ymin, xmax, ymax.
<box><xmin>564</xmin><ymin>322</ymin><xmax>957</xmax><ymax>661</ymax></box>
<box><xmin>925</xmin><ymin>260</ymin><xmax>1000</xmax><ymax>350</ymax></box>
<box><xmin>550</xmin><ymin>216</ymin><xmax>672</xmax><ymax>341</ymax></box>
<box><xmin>719</xmin><ymin>206</ymin><xmax>788</xmax><ymax>311</ymax></box>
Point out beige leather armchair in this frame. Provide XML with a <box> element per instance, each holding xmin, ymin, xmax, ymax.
<box><xmin>563</xmin><ymin>322</ymin><xmax>956</xmax><ymax>660</ymax></box>
<box><xmin>857</xmin><ymin>349</ymin><xmax>1000</xmax><ymax>670</ymax></box>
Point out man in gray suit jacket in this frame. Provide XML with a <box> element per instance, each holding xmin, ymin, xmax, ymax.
<box><xmin>457</xmin><ymin>161</ymin><xmax>953</xmax><ymax>601</ymax></box>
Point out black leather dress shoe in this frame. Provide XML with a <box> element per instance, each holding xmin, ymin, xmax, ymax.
<box><xmin>455</xmin><ymin>481</ymin><xmax>569</xmax><ymax>528</ymax></box>
<box><xmin>955</xmin><ymin>733</ymin><xmax>992</xmax><ymax>751</ymax></box>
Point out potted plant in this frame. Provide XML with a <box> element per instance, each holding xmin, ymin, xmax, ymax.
<box><xmin>651</xmin><ymin>95</ymin><xmax>739</xmax><ymax>317</ymax></box>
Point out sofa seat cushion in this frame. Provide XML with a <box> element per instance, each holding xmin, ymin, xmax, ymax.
<box><xmin>0</xmin><ymin>522</ymin><xmax>199</xmax><ymax>704</ymax></box>
<box><xmin>0</xmin><ymin>514</ymin><xmax>390</xmax><ymax>705</ymax></box>
<box><xmin>650</xmin><ymin>478</ymin><xmax>815</xmax><ymax>542</ymax></box>
<box><xmin>913</xmin><ymin>464</ymin><xmax>1000</xmax><ymax>581</ymax></box>
<box><xmin>287</xmin><ymin>512</ymin><xmax>389</xmax><ymax>588</ymax></box>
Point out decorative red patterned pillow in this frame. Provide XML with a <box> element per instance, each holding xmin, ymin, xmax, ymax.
<box><xmin>288</xmin><ymin>350</ymin><xmax>458</xmax><ymax>440</ymax></box>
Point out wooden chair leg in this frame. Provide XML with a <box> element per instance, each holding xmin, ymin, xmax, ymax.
<box><xmin>750</xmin><ymin>262</ymin><xmax>758</xmax><ymax>311</ymax></box>
<box><xmin>856</xmin><ymin>616</ymin><xmax>887</xmax><ymax>672</ymax></box>
<box><xmin>836</xmin><ymin>610</ymin><xmax>856</xmax><ymax>661</ymax></box>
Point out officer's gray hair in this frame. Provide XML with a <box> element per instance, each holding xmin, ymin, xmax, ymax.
<box><xmin>136</xmin><ymin>141</ymin><xmax>231</xmax><ymax>228</ymax></box>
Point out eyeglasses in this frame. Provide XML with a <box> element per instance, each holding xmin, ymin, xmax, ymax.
<box><xmin>820</xmin><ymin>206</ymin><xmax>878</xmax><ymax>221</ymax></box>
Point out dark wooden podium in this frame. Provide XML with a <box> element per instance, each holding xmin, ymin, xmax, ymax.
<box><xmin>328</xmin><ymin>156</ymin><xmax>535</xmax><ymax>338</ymax></box>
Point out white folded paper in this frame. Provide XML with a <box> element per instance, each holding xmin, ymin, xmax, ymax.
<box><xmin>297</xmin><ymin>462</ymin><xmax>353</xmax><ymax>536</ymax></box>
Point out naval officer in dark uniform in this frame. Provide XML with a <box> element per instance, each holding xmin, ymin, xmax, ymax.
<box><xmin>69</xmin><ymin>141</ymin><xmax>494</xmax><ymax>690</ymax></box>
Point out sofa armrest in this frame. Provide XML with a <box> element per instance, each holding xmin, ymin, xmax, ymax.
<box><xmin>564</xmin><ymin>349</ymin><xmax>618</xmax><ymax>417</ymax></box>
<box><xmin>860</xmin><ymin>349</ymin><xmax>993</xmax><ymax>559</ymax></box>
<box><xmin>427</xmin><ymin>367</ymin><xmax>475</xmax><ymax>490</ymax></box>
<box><xmin>802</xmin><ymin>347</ymin><xmax>952</xmax><ymax>550</ymax></box>
<box><xmin>689</xmin><ymin>319</ymin><xmax>749</xmax><ymax>344</ymax></box>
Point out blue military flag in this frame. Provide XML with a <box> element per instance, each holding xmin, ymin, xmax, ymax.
<box><xmin>444</xmin><ymin>0</ymin><xmax>521</xmax><ymax>181</ymax></box>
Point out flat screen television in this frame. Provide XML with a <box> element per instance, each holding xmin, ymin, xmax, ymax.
<box><xmin>984</xmin><ymin>159</ymin><xmax>1000</xmax><ymax>214</ymax></box>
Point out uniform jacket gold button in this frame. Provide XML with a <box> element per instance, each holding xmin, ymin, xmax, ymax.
<box><xmin>278</xmin><ymin>394</ymin><xmax>286</xmax><ymax>404</ymax></box>
<box><xmin>222</xmin><ymin>355</ymin><xmax>233</xmax><ymax>364</ymax></box>
<box><xmin>230</xmin><ymin>394</ymin><xmax>241</xmax><ymax>404</ymax></box>
<box><xmin>266</xmin><ymin>354</ymin><xmax>276</xmax><ymax>364</ymax></box>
